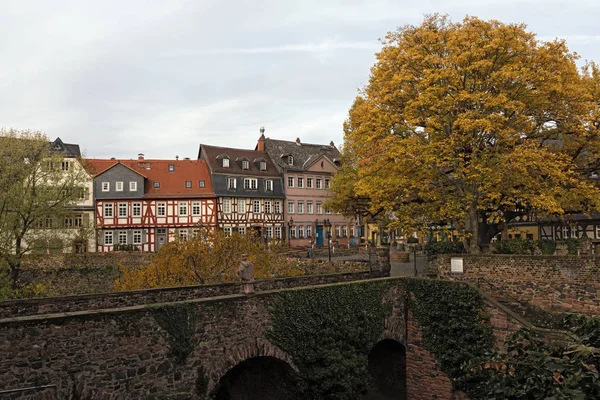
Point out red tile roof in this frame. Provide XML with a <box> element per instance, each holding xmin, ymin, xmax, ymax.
<box><xmin>84</xmin><ymin>158</ymin><xmax>214</xmax><ymax>198</ymax></box>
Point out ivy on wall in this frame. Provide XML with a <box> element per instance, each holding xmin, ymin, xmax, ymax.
<box><xmin>149</xmin><ymin>303</ymin><xmax>197</xmax><ymax>361</ymax></box>
<box><xmin>267</xmin><ymin>281</ymin><xmax>390</xmax><ymax>400</ymax></box>
<box><xmin>405</xmin><ymin>278</ymin><xmax>494</xmax><ymax>378</ymax></box>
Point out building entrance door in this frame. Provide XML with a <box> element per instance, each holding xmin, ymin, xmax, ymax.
<box><xmin>157</xmin><ymin>228</ymin><xmax>167</xmax><ymax>251</ymax></box>
<box><xmin>316</xmin><ymin>226</ymin><xmax>323</xmax><ymax>246</ymax></box>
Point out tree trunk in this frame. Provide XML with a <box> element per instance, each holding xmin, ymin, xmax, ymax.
<box><xmin>464</xmin><ymin>202</ymin><xmax>480</xmax><ymax>254</ymax></box>
<box><xmin>10</xmin><ymin>238</ymin><xmax>22</xmax><ymax>290</ymax></box>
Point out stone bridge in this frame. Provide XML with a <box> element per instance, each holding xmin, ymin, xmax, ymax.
<box><xmin>0</xmin><ymin>274</ymin><xmax>462</xmax><ymax>399</ymax></box>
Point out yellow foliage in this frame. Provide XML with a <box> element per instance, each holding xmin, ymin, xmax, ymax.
<box><xmin>333</xmin><ymin>15</ymin><xmax>600</xmax><ymax>252</ymax></box>
<box><xmin>114</xmin><ymin>226</ymin><xmax>305</xmax><ymax>290</ymax></box>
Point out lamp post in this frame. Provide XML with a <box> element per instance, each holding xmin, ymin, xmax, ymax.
<box><xmin>325</xmin><ymin>218</ymin><xmax>331</xmax><ymax>262</ymax></box>
<box><xmin>288</xmin><ymin>217</ymin><xmax>293</xmax><ymax>248</ymax></box>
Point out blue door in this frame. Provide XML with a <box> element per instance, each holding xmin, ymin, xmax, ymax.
<box><xmin>316</xmin><ymin>226</ymin><xmax>323</xmax><ymax>246</ymax></box>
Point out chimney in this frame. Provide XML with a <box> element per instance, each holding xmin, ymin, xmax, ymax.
<box><xmin>257</xmin><ymin>127</ymin><xmax>266</xmax><ymax>151</ymax></box>
<box><xmin>184</xmin><ymin>157</ymin><xmax>190</xmax><ymax>160</ymax></box>
<box><xmin>330</xmin><ymin>141</ymin><xmax>334</xmax><ymax>147</ymax></box>
<box><xmin>138</xmin><ymin>153</ymin><xmax>144</xmax><ymax>160</ymax></box>
<box><xmin>296</xmin><ymin>137</ymin><xmax>301</xmax><ymax>145</ymax></box>
<box><xmin>176</xmin><ymin>155</ymin><xmax>179</xmax><ymax>160</ymax></box>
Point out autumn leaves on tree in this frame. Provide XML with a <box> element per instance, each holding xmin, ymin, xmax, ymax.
<box><xmin>331</xmin><ymin>15</ymin><xmax>600</xmax><ymax>253</ymax></box>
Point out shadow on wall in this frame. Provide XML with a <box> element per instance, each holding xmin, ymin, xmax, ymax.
<box><xmin>363</xmin><ymin>339</ymin><xmax>408</xmax><ymax>400</ymax></box>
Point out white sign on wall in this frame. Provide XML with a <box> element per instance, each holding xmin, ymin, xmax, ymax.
<box><xmin>450</xmin><ymin>257</ymin><xmax>464</xmax><ymax>274</ymax></box>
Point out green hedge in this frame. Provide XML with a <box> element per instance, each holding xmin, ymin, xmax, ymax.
<box><xmin>424</xmin><ymin>241</ymin><xmax>466</xmax><ymax>255</ymax></box>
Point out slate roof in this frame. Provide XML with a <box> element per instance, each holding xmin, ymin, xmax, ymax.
<box><xmin>84</xmin><ymin>158</ymin><xmax>214</xmax><ymax>198</ymax></box>
<box><xmin>50</xmin><ymin>137</ymin><xmax>81</xmax><ymax>158</ymax></box>
<box><xmin>262</xmin><ymin>138</ymin><xmax>341</xmax><ymax>173</ymax></box>
<box><xmin>198</xmin><ymin>144</ymin><xmax>280</xmax><ymax>177</ymax></box>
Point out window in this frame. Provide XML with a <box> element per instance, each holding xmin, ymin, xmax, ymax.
<box><xmin>118</xmin><ymin>231</ymin><xmax>127</xmax><ymax>245</ymax></box>
<box><xmin>297</xmin><ymin>201</ymin><xmax>304</xmax><ymax>214</ymax></box>
<box><xmin>102</xmin><ymin>182</ymin><xmax>110</xmax><ymax>192</ymax></box>
<box><xmin>157</xmin><ymin>202</ymin><xmax>166</xmax><ymax>217</ymax></box>
<box><xmin>64</xmin><ymin>217</ymin><xmax>73</xmax><ymax>227</ymax></box>
<box><xmin>298</xmin><ymin>226</ymin><xmax>304</xmax><ymax>239</ymax></box>
<box><xmin>118</xmin><ymin>203</ymin><xmax>127</xmax><ymax>217</ymax></box>
<box><xmin>335</xmin><ymin>225</ymin><xmax>341</xmax><ymax>237</ymax></box>
<box><xmin>274</xmin><ymin>201</ymin><xmax>281</xmax><ymax>214</ymax></box>
<box><xmin>104</xmin><ymin>231</ymin><xmax>113</xmax><ymax>245</ymax></box>
<box><xmin>265</xmin><ymin>180</ymin><xmax>273</xmax><ymax>191</ymax></box>
<box><xmin>266</xmin><ymin>226</ymin><xmax>273</xmax><ymax>238</ymax></box>
<box><xmin>168</xmin><ymin>164</ymin><xmax>174</xmax><ymax>172</ymax></box>
<box><xmin>307</xmin><ymin>177</ymin><xmax>313</xmax><ymax>188</ymax></box>
<box><xmin>288</xmin><ymin>156</ymin><xmax>294</xmax><ymax>165</ymax></box>
<box><xmin>185</xmin><ymin>181</ymin><xmax>192</xmax><ymax>188</ymax></box>
<box><xmin>223</xmin><ymin>158</ymin><xmax>230</xmax><ymax>168</ymax></box>
<box><xmin>274</xmin><ymin>226</ymin><xmax>282</xmax><ymax>239</ymax></box>
<box><xmin>133</xmin><ymin>230</ymin><xmax>142</xmax><ymax>244</ymax></box>
<box><xmin>242</xmin><ymin>160</ymin><xmax>249</xmax><ymax>170</ymax></box>
<box><xmin>61</xmin><ymin>161</ymin><xmax>69</xmax><ymax>171</ymax></box>
<box><xmin>178</xmin><ymin>229</ymin><xmax>188</xmax><ymax>241</ymax></box>
<box><xmin>306</xmin><ymin>226</ymin><xmax>312</xmax><ymax>238</ymax></box>
<box><xmin>562</xmin><ymin>226</ymin><xmax>570</xmax><ymax>239</ymax></box>
<box><xmin>223</xmin><ymin>227</ymin><xmax>232</xmax><ymax>236</ymax></box>
<box><xmin>264</xmin><ymin>201</ymin><xmax>271</xmax><ymax>214</ymax></box>
<box><xmin>116</xmin><ymin>181</ymin><xmax>123</xmax><ymax>192</ymax></box>
<box><xmin>297</xmin><ymin>177</ymin><xmax>304</xmax><ymax>188</ymax></box>
<box><xmin>288</xmin><ymin>176</ymin><xmax>294</xmax><ymax>187</ymax></box>
<box><xmin>316</xmin><ymin>178</ymin><xmax>322</xmax><ymax>189</ymax></box>
<box><xmin>290</xmin><ymin>226</ymin><xmax>296</xmax><ymax>238</ymax></box>
<box><xmin>227</xmin><ymin>178</ymin><xmax>236</xmax><ymax>190</ymax></box>
<box><xmin>223</xmin><ymin>198</ymin><xmax>232</xmax><ymax>214</ymax></box>
<box><xmin>199</xmin><ymin>180</ymin><xmax>205</xmax><ymax>188</ymax></box>
<box><xmin>179</xmin><ymin>202</ymin><xmax>188</xmax><ymax>216</ymax></box>
<box><xmin>132</xmin><ymin>203</ymin><xmax>141</xmax><ymax>217</ymax></box>
<box><xmin>307</xmin><ymin>201</ymin><xmax>313</xmax><ymax>214</ymax></box>
<box><xmin>260</xmin><ymin>161</ymin><xmax>267</xmax><ymax>171</ymax></box>
<box><xmin>325</xmin><ymin>178</ymin><xmax>330</xmax><ymax>189</ymax></box>
<box><xmin>192</xmin><ymin>202</ymin><xmax>201</xmax><ymax>216</ymax></box>
<box><xmin>253</xmin><ymin>200</ymin><xmax>260</xmax><ymax>213</ymax></box>
<box><xmin>316</xmin><ymin>201</ymin><xmax>322</xmax><ymax>214</ymax></box>
<box><xmin>288</xmin><ymin>201</ymin><xmax>294</xmax><ymax>214</ymax></box>
<box><xmin>341</xmin><ymin>226</ymin><xmax>347</xmax><ymax>237</ymax></box>
<box><xmin>74</xmin><ymin>214</ymin><xmax>83</xmax><ymax>227</ymax></box>
<box><xmin>238</xmin><ymin>226</ymin><xmax>246</xmax><ymax>235</ymax></box>
<box><xmin>129</xmin><ymin>181</ymin><xmax>137</xmax><ymax>191</ymax></box>
<box><xmin>154</xmin><ymin>182</ymin><xmax>160</xmax><ymax>188</ymax></box>
<box><xmin>238</xmin><ymin>199</ymin><xmax>245</xmax><ymax>214</ymax></box>
<box><xmin>104</xmin><ymin>203</ymin><xmax>113</xmax><ymax>217</ymax></box>
<box><xmin>244</xmin><ymin>178</ymin><xmax>258</xmax><ymax>190</ymax></box>
<box><xmin>596</xmin><ymin>225</ymin><xmax>600</xmax><ymax>239</ymax></box>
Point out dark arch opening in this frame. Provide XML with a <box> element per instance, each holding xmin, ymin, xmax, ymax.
<box><xmin>212</xmin><ymin>356</ymin><xmax>299</xmax><ymax>400</ymax></box>
<box><xmin>364</xmin><ymin>339</ymin><xmax>407</xmax><ymax>400</ymax></box>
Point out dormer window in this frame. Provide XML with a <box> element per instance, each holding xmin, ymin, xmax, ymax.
<box><xmin>223</xmin><ymin>158</ymin><xmax>230</xmax><ymax>168</ymax></box>
<box><xmin>288</xmin><ymin>156</ymin><xmax>294</xmax><ymax>166</ymax></box>
<box><xmin>242</xmin><ymin>160</ymin><xmax>249</xmax><ymax>170</ymax></box>
<box><xmin>260</xmin><ymin>161</ymin><xmax>267</xmax><ymax>171</ymax></box>
<box><xmin>168</xmin><ymin>164</ymin><xmax>175</xmax><ymax>172</ymax></box>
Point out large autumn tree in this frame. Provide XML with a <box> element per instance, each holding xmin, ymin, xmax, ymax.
<box><xmin>334</xmin><ymin>15</ymin><xmax>600</xmax><ymax>253</ymax></box>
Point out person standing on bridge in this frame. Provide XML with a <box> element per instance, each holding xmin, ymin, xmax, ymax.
<box><xmin>238</xmin><ymin>253</ymin><xmax>255</xmax><ymax>295</ymax></box>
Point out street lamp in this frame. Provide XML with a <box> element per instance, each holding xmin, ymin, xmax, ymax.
<box><xmin>288</xmin><ymin>217</ymin><xmax>294</xmax><ymax>248</ymax></box>
<box><xmin>324</xmin><ymin>218</ymin><xmax>332</xmax><ymax>262</ymax></box>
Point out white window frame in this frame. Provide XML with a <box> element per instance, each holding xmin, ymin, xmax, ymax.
<box><xmin>223</xmin><ymin>227</ymin><xmax>232</xmax><ymax>236</ymax></box>
<box><xmin>192</xmin><ymin>202</ymin><xmax>201</xmax><ymax>216</ymax></box>
<box><xmin>227</xmin><ymin>178</ymin><xmax>236</xmax><ymax>190</ymax></box>
<box><xmin>316</xmin><ymin>178</ymin><xmax>322</xmax><ymax>189</ymax></box>
<box><xmin>116</xmin><ymin>181</ymin><xmax>124</xmax><ymax>192</ymax></box>
<box><xmin>274</xmin><ymin>201</ymin><xmax>281</xmax><ymax>214</ymax></box>
<box><xmin>297</xmin><ymin>201</ymin><xmax>304</xmax><ymax>214</ymax></box>
<box><xmin>325</xmin><ymin>178</ymin><xmax>330</xmax><ymax>189</ymax></box>
<box><xmin>306</xmin><ymin>226</ymin><xmax>312</xmax><ymax>238</ymax></box>
<box><xmin>102</xmin><ymin>182</ymin><xmax>110</xmax><ymax>192</ymax></box>
<box><xmin>104</xmin><ymin>231</ymin><xmax>113</xmax><ymax>245</ymax></box>
<box><xmin>316</xmin><ymin>201</ymin><xmax>322</xmax><ymax>214</ymax></box>
<box><xmin>275</xmin><ymin>226</ymin><xmax>282</xmax><ymax>239</ymax></box>
<box><xmin>266</xmin><ymin>226</ymin><xmax>273</xmax><ymax>238</ymax></box>
<box><xmin>178</xmin><ymin>229</ymin><xmax>188</xmax><ymax>241</ymax></box>
<box><xmin>307</xmin><ymin>201</ymin><xmax>313</xmax><ymax>214</ymax></box>
<box><xmin>288</xmin><ymin>156</ymin><xmax>294</xmax><ymax>165</ymax></box>
<box><xmin>129</xmin><ymin>181</ymin><xmax>137</xmax><ymax>191</ymax></box>
<box><xmin>238</xmin><ymin>199</ymin><xmax>245</xmax><ymax>214</ymax></box>
<box><xmin>298</xmin><ymin>225</ymin><xmax>304</xmax><ymax>239</ymax></box>
<box><xmin>104</xmin><ymin>203</ymin><xmax>113</xmax><ymax>218</ymax></box>
<box><xmin>132</xmin><ymin>202</ymin><xmax>141</xmax><ymax>217</ymax></box>
<box><xmin>307</xmin><ymin>177</ymin><xmax>313</xmax><ymax>188</ymax></box>
<box><xmin>264</xmin><ymin>201</ymin><xmax>271</xmax><ymax>214</ymax></box>
<box><xmin>133</xmin><ymin>230</ymin><xmax>142</xmax><ymax>245</ymax></box>
<box><xmin>288</xmin><ymin>176</ymin><xmax>294</xmax><ymax>188</ymax></box>
<box><xmin>297</xmin><ymin>177</ymin><xmax>304</xmax><ymax>188</ymax></box>
<box><xmin>265</xmin><ymin>180</ymin><xmax>273</xmax><ymax>191</ymax></box>
<box><xmin>238</xmin><ymin>226</ymin><xmax>246</xmax><ymax>235</ymax></box>
<box><xmin>179</xmin><ymin>202</ymin><xmax>188</xmax><ymax>216</ymax></box>
<box><xmin>260</xmin><ymin>161</ymin><xmax>267</xmax><ymax>171</ymax></box>
<box><xmin>242</xmin><ymin>160</ymin><xmax>249</xmax><ymax>170</ymax></box>
<box><xmin>253</xmin><ymin>200</ymin><xmax>260</xmax><ymax>213</ymax></box>
<box><xmin>244</xmin><ymin>178</ymin><xmax>258</xmax><ymax>190</ymax></box>
<box><xmin>223</xmin><ymin>158</ymin><xmax>230</xmax><ymax>168</ymax></box>
<box><xmin>223</xmin><ymin>198</ymin><xmax>232</xmax><ymax>214</ymax></box>
<box><xmin>288</xmin><ymin>201</ymin><xmax>294</xmax><ymax>214</ymax></box>
<box><xmin>118</xmin><ymin>231</ymin><xmax>127</xmax><ymax>245</ymax></box>
<box><xmin>118</xmin><ymin>203</ymin><xmax>127</xmax><ymax>217</ymax></box>
<box><xmin>157</xmin><ymin>202</ymin><xmax>166</xmax><ymax>217</ymax></box>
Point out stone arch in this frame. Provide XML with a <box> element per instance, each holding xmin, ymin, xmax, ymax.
<box><xmin>211</xmin><ymin>356</ymin><xmax>298</xmax><ymax>400</ymax></box>
<box><xmin>208</xmin><ymin>339</ymin><xmax>295</xmax><ymax>392</ymax></box>
<box><xmin>364</xmin><ymin>338</ymin><xmax>407</xmax><ymax>400</ymax></box>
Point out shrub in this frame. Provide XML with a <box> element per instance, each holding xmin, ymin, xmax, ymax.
<box><xmin>424</xmin><ymin>241</ymin><xmax>465</xmax><ymax>255</ymax></box>
<box><xmin>492</xmin><ymin>239</ymin><xmax>536</xmax><ymax>255</ymax></box>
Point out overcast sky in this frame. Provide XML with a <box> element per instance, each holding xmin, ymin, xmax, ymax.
<box><xmin>1</xmin><ymin>0</ymin><xmax>599</xmax><ymax>159</ymax></box>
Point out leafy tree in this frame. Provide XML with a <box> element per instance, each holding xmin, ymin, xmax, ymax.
<box><xmin>333</xmin><ymin>15</ymin><xmax>600</xmax><ymax>253</ymax></box>
<box><xmin>0</xmin><ymin>129</ymin><xmax>89</xmax><ymax>289</ymax></box>
<box><xmin>115</xmin><ymin>226</ymin><xmax>302</xmax><ymax>290</ymax></box>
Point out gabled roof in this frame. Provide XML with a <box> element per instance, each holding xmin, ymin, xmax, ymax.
<box><xmin>50</xmin><ymin>137</ymin><xmax>81</xmax><ymax>158</ymax></box>
<box><xmin>199</xmin><ymin>144</ymin><xmax>280</xmax><ymax>177</ymax></box>
<box><xmin>84</xmin><ymin>158</ymin><xmax>214</xmax><ymax>198</ymax></box>
<box><xmin>262</xmin><ymin>138</ymin><xmax>342</xmax><ymax>173</ymax></box>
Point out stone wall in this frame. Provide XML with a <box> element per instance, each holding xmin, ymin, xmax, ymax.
<box><xmin>0</xmin><ymin>270</ymin><xmax>380</xmax><ymax>319</ymax></box>
<box><xmin>430</xmin><ymin>254</ymin><xmax>600</xmax><ymax>315</ymax></box>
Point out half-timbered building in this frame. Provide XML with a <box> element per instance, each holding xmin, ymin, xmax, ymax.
<box><xmin>198</xmin><ymin>144</ymin><xmax>285</xmax><ymax>239</ymax></box>
<box><xmin>259</xmin><ymin>132</ymin><xmax>356</xmax><ymax>248</ymax></box>
<box><xmin>86</xmin><ymin>156</ymin><xmax>216</xmax><ymax>252</ymax></box>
